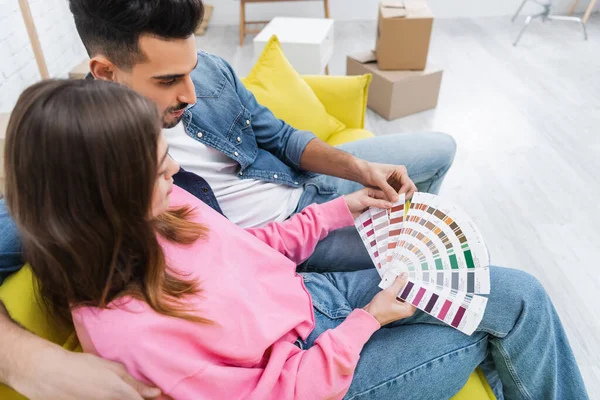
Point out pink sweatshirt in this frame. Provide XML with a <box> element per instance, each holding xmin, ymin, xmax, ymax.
<box><xmin>72</xmin><ymin>186</ymin><xmax>380</xmax><ymax>400</ymax></box>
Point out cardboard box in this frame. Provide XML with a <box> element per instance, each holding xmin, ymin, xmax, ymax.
<box><xmin>375</xmin><ymin>0</ymin><xmax>433</xmax><ymax>71</ymax></box>
<box><xmin>0</xmin><ymin>113</ymin><xmax>9</xmax><ymax>195</ymax></box>
<box><xmin>347</xmin><ymin>51</ymin><xmax>442</xmax><ymax>121</ymax></box>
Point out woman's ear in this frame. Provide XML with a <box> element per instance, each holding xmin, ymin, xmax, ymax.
<box><xmin>89</xmin><ymin>57</ymin><xmax>117</xmax><ymax>82</ymax></box>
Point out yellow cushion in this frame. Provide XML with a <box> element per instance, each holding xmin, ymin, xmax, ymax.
<box><xmin>302</xmin><ymin>74</ymin><xmax>372</xmax><ymax>130</ymax></box>
<box><xmin>326</xmin><ymin>128</ymin><xmax>375</xmax><ymax>147</ymax></box>
<box><xmin>241</xmin><ymin>35</ymin><xmax>346</xmax><ymax>142</ymax></box>
<box><xmin>452</xmin><ymin>369</ymin><xmax>495</xmax><ymax>399</ymax></box>
<box><xmin>0</xmin><ymin>266</ymin><xmax>80</xmax><ymax>400</ymax></box>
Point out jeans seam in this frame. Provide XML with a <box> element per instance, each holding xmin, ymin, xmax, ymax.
<box><xmin>313</xmin><ymin>303</ymin><xmax>352</xmax><ymax>319</ymax></box>
<box><xmin>410</xmin><ymin>169</ymin><xmax>439</xmax><ymax>193</ymax></box>
<box><xmin>490</xmin><ymin>339</ymin><xmax>533</xmax><ymax>400</ymax></box>
<box><xmin>345</xmin><ymin>336</ymin><xmax>488</xmax><ymax>400</ymax></box>
<box><xmin>477</xmin><ymin>327</ymin><xmax>508</xmax><ymax>338</ymax></box>
<box><xmin>410</xmin><ymin>169</ymin><xmax>439</xmax><ymax>180</ymax></box>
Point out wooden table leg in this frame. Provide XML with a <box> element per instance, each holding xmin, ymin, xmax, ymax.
<box><xmin>239</xmin><ymin>0</ymin><xmax>246</xmax><ymax>46</ymax></box>
<box><xmin>568</xmin><ymin>0</ymin><xmax>580</xmax><ymax>15</ymax></box>
<box><xmin>18</xmin><ymin>0</ymin><xmax>49</xmax><ymax>79</ymax></box>
<box><xmin>583</xmin><ymin>0</ymin><xmax>597</xmax><ymax>23</ymax></box>
<box><xmin>323</xmin><ymin>0</ymin><xmax>330</xmax><ymax>18</ymax></box>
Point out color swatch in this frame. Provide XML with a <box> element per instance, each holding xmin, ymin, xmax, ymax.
<box><xmin>355</xmin><ymin>193</ymin><xmax>491</xmax><ymax>335</ymax></box>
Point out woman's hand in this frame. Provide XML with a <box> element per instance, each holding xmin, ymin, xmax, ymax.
<box><xmin>363</xmin><ymin>273</ymin><xmax>416</xmax><ymax>326</ymax></box>
<box><xmin>344</xmin><ymin>187</ymin><xmax>395</xmax><ymax>219</ymax></box>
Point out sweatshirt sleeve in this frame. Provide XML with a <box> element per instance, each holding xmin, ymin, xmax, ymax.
<box><xmin>245</xmin><ymin>197</ymin><xmax>354</xmax><ymax>264</ymax></box>
<box><xmin>168</xmin><ymin>309</ymin><xmax>380</xmax><ymax>400</ymax></box>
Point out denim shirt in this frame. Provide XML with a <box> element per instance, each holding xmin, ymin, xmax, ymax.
<box><xmin>0</xmin><ymin>50</ymin><xmax>335</xmax><ymax>282</ymax></box>
<box><xmin>183</xmin><ymin>51</ymin><xmax>320</xmax><ymax>187</ymax></box>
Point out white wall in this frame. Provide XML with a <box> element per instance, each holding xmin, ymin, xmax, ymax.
<box><xmin>209</xmin><ymin>0</ymin><xmax>596</xmax><ymax>25</ymax></box>
<box><xmin>0</xmin><ymin>0</ymin><xmax>87</xmax><ymax>112</ymax></box>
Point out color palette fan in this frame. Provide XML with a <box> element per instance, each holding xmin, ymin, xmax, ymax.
<box><xmin>354</xmin><ymin>193</ymin><xmax>490</xmax><ymax>335</ymax></box>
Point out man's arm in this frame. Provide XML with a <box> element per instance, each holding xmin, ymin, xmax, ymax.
<box><xmin>0</xmin><ymin>302</ymin><xmax>160</xmax><ymax>400</ymax></box>
<box><xmin>299</xmin><ymin>139</ymin><xmax>417</xmax><ymax>201</ymax></box>
<box><xmin>216</xmin><ymin>57</ymin><xmax>416</xmax><ymax>201</ymax></box>
<box><xmin>299</xmin><ymin>138</ymin><xmax>364</xmax><ymax>183</ymax></box>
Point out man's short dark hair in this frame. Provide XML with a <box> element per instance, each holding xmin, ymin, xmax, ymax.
<box><xmin>69</xmin><ymin>0</ymin><xmax>204</xmax><ymax>69</ymax></box>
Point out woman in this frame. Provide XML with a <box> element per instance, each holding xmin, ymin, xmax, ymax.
<box><xmin>4</xmin><ymin>79</ymin><xmax>587</xmax><ymax>400</ymax></box>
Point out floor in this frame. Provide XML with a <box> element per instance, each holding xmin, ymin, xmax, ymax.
<box><xmin>197</xmin><ymin>15</ymin><xmax>600</xmax><ymax>396</ymax></box>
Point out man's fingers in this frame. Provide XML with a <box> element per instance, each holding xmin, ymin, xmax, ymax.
<box><xmin>366</xmin><ymin>188</ymin><xmax>388</xmax><ymax>200</ymax></box>
<box><xmin>120</xmin><ymin>374</ymin><xmax>161</xmax><ymax>399</ymax></box>
<box><xmin>378</xmin><ymin>181</ymin><xmax>400</xmax><ymax>202</ymax></box>
<box><xmin>405</xmin><ymin>184</ymin><xmax>417</xmax><ymax>200</ymax></box>
<box><xmin>397</xmin><ymin>182</ymin><xmax>412</xmax><ymax>195</ymax></box>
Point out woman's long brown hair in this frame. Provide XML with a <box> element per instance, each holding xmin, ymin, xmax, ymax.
<box><xmin>4</xmin><ymin>79</ymin><xmax>209</xmax><ymax>324</ymax></box>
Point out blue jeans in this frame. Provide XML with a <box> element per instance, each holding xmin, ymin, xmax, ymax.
<box><xmin>0</xmin><ymin>199</ymin><xmax>22</xmax><ymax>284</ymax></box>
<box><xmin>296</xmin><ymin>132</ymin><xmax>457</xmax><ymax>273</ymax></box>
<box><xmin>302</xmin><ymin>266</ymin><xmax>588</xmax><ymax>400</ymax></box>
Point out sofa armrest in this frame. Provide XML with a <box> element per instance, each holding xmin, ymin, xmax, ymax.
<box><xmin>0</xmin><ymin>265</ymin><xmax>76</xmax><ymax>346</ymax></box>
<box><xmin>302</xmin><ymin>74</ymin><xmax>372</xmax><ymax>129</ymax></box>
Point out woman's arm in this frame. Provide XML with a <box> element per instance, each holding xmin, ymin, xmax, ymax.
<box><xmin>168</xmin><ymin>309</ymin><xmax>380</xmax><ymax>400</ymax></box>
<box><xmin>165</xmin><ymin>276</ymin><xmax>412</xmax><ymax>399</ymax></box>
<box><xmin>245</xmin><ymin>197</ymin><xmax>353</xmax><ymax>264</ymax></box>
<box><xmin>245</xmin><ymin>189</ymin><xmax>393</xmax><ymax>264</ymax></box>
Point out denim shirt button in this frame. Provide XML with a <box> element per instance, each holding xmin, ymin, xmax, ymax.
<box><xmin>234</xmin><ymin>151</ymin><xmax>239</xmax><ymax>157</ymax></box>
<box><xmin>237</xmin><ymin>137</ymin><xmax>241</xmax><ymax>142</ymax></box>
<box><xmin>273</xmin><ymin>174</ymin><xmax>278</xmax><ymax>179</ymax></box>
<box><xmin>246</xmin><ymin>120</ymin><xmax>250</xmax><ymax>125</ymax></box>
<box><xmin>196</xmin><ymin>132</ymin><xmax>203</xmax><ymax>138</ymax></box>
<box><xmin>239</xmin><ymin>171</ymin><xmax>243</xmax><ymax>176</ymax></box>
<box><xmin>295</xmin><ymin>181</ymin><xmax>299</xmax><ymax>185</ymax></box>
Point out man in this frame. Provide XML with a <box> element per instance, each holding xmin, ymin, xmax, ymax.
<box><xmin>0</xmin><ymin>0</ymin><xmax>455</xmax><ymax>274</ymax></box>
<box><xmin>0</xmin><ymin>0</ymin><xmax>455</xmax><ymax>397</ymax></box>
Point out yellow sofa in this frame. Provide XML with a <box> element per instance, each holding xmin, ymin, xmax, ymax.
<box><xmin>0</xmin><ymin>75</ymin><xmax>494</xmax><ymax>400</ymax></box>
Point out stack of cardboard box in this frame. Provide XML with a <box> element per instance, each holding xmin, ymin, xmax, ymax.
<box><xmin>347</xmin><ymin>0</ymin><xmax>442</xmax><ymax>121</ymax></box>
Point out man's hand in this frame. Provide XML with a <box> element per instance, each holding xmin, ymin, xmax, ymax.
<box><xmin>10</xmin><ymin>346</ymin><xmax>161</xmax><ymax>400</ymax></box>
<box><xmin>357</xmin><ymin>161</ymin><xmax>417</xmax><ymax>202</ymax></box>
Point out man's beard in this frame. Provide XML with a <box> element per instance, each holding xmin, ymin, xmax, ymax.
<box><xmin>162</xmin><ymin>102</ymin><xmax>188</xmax><ymax>129</ymax></box>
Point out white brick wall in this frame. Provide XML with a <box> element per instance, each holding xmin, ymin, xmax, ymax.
<box><xmin>0</xmin><ymin>0</ymin><xmax>87</xmax><ymax>112</ymax></box>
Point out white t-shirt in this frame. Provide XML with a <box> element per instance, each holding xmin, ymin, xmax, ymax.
<box><xmin>163</xmin><ymin>123</ymin><xmax>304</xmax><ymax>228</ymax></box>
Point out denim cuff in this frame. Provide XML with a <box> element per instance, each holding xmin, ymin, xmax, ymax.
<box><xmin>284</xmin><ymin>130</ymin><xmax>317</xmax><ymax>169</ymax></box>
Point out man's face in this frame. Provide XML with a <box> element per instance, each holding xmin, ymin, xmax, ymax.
<box><xmin>112</xmin><ymin>35</ymin><xmax>198</xmax><ymax>128</ymax></box>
